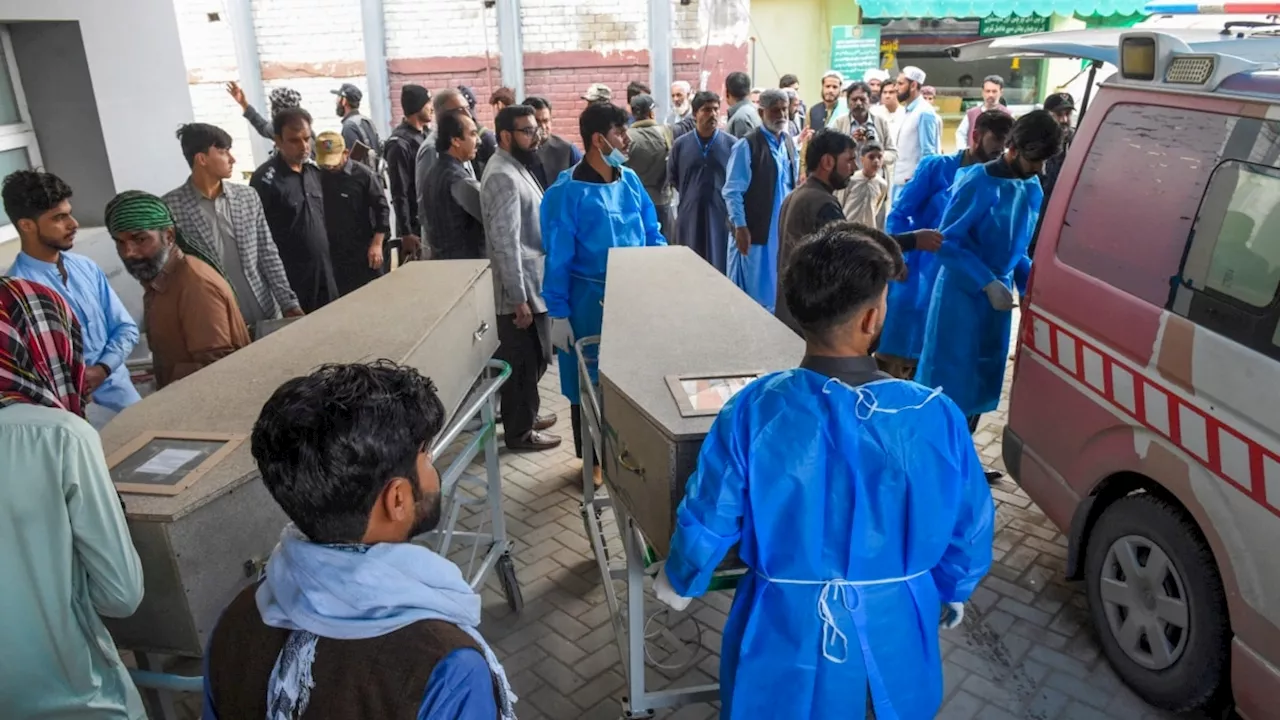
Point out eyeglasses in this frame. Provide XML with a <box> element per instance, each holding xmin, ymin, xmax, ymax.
<box><xmin>514</xmin><ymin>127</ymin><xmax>540</xmax><ymax>137</ymax></box>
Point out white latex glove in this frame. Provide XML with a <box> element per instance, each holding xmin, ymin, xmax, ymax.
<box><xmin>550</xmin><ymin>317</ymin><xmax>576</xmax><ymax>354</ymax></box>
<box><xmin>940</xmin><ymin>602</ymin><xmax>965</xmax><ymax>630</ymax></box>
<box><xmin>654</xmin><ymin>565</ymin><xmax>692</xmax><ymax>612</ymax></box>
<box><xmin>982</xmin><ymin>280</ymin><xmax>1015</xmax><ymax>311</ymax></box>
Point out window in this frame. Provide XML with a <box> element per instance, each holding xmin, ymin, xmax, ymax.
<box><xmin>0</xmin><ymin>26</ymin><xmax>42</xmax><ymax>241</ymax></box>
<box><xmin>1055</xmin><ymin>104</ymin><xmax>1235</xmax><ymax>307</ymax></box>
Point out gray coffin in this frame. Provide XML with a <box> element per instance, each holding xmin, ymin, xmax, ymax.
<box><xmin>99</xmin><ymin>260</ymin><xmax>498</xmax><ymax>656</ymax></box>
<box><xmin>598</xmin><ymin>246</ymin><xmax>803</xmax><ymax>558</ymax></box>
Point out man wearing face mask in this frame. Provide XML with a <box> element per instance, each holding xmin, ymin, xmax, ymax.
<box><xmin>723</xmin><ymin>89</ymin><xmax>797</xmax><ymax>312</ymax></box>
<box><xmin>481</xmin><ymin>105</ymin><xmax>561</xmax><ymax>452</ymax></box>
<box><xmin>106</xmin><ymin>191</ymin><xmax>250</xmax><ymax>389</ymax></box>
<box><xmin>881</xmin><ymin>109</ymin><xmax>1014</xmax><ymax>381</ymax></box>
<box><xmin>541</xmin><ymin>101</ymin><xmax>666</xmax><ymax>470</ymax></box>
<box><xmin>918</xmin><ymin>110</ymin><xmax>1063</xmax><ymax>434</ymax></box>
<box><xmin>653</xmin><ymin>222</ymin><xmax>994</xmax><ymax>720</ymax></box>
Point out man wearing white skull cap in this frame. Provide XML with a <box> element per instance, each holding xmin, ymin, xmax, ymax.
<box><xmin>891</xmin><ymin>66</ymin><xmax>941</xmax><ymax>202</ymax></box>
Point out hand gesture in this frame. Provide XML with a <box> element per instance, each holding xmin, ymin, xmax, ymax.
<box><xmin>226</xmin><ymin>81</ymin><xmax>248</xmax><ymax>110</ymax></box>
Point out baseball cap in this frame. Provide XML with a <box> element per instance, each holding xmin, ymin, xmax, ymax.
<box><xmin>401</xmin><ymin>84</ymin><xmax>430</xmax><ymax>115</ymax></box>
<box><xmin>1043</xmin><ymin>92</ymin><xmax>1075</xmax><ymax>112</ymax></box>
<box><xmin>630</xmin><ymin>94</ymin><xmax>656</xmax><ymax>116</ymax></box>
<box><xmin>582</xmin><ymin>83</ymin><xmax>613</xmax><ymax>102</ymax></box>
<box><xmin>332</xmin><ymin>83</ymin><xmax>362</xmax><ymax>104</ymax></box>
<box><xmin>315</xmin><ymin>131</ymin><xmax>347</xmax><ymax>168</ymax></box>
<box><xmin>902</xmin><ymin>66</ymin><xmax>927</xmax><ymax>84</ymax></box>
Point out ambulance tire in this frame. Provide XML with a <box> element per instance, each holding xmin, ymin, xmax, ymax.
<box><xmin>1084</xmin><ymin>493</ymin><xmax>1230</xmax><ymax>713</ymax></box>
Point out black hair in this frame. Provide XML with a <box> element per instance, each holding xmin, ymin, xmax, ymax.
<box><xmin>974</xmin><ymin>109</ymin><xmax>1015</xmax><ymax>139</ymax></box>
<box><xmin>523</xmin><ymin>95</ymin><xmax>551</xmax><ymax>112</ymax></box>
<box><xmin>495</xmin><ymin>104</ymin><xmax>535</xmax><ymax>136</ymax></box>
<box><xmin>435</xmin><ymin>109</ymin><xmax>473</xmax><ymax>154</ymax></box>
<box><xmin>779</xmin><ymin>73</ymin><xmax>799</xmax><ymax>88</ymax></box>
<box><xmin>690</xmin><ymin>91</ymin><xmax>720</xmax><ymax>113</ymax></box>
<box><xmin>804</xmin><ymin>128</ymin><xmax>856</xmax><ymax>174</ymax></box>
<box><xmin>626</xmin><ymin>80</ymin><xmax>651</xmax><ymax>102</ymax></box>
<box><xmin>578</xmin><ymin>102</ymin><xmax>629</xmax><ymax>148</ymax></box>
<box><xmin>1</xmin><ymin>170</ymin><xmax>73</xmax><ymax>225</ymax></box>
<box><xmin>983</xmin><ymin>74</ymin><xmax>1005</xmax><ymax>89</ymax></box>
<box><xmin>860</xmin><ymin>142</ymin><xmax>884</xmax><ymax>157</ymax></box>
<box><xmin>251</xmin><ymin>361</ymin><xmax>446</xmax><ymax>544</ymax></box>
<box><xmin>783</xmin><ymin>222</ymin><xmax>904</xmax><ymax>344</ymax></box>
<box><xmin>845</xmin><ymin>81</ymin><xmax>873</xmax><ymax>99</ymax></box>
<box><xmin>175</xmin><ymin>123</ymin><xmax>233</xmax><ymax>168</ymax></box>
<box><xmin>725</xmin><ymin>71</ymin><xmax>751</xmax><ymax>100</ymax></box>
<box><xmin>1010</xmin><ymin>109</ymin><xmax>1064</xmax><ymax>162</ymax></box>
<box><xmin>272</xmin><ymin>107</ymin><xmax>313</xmax><ymax>138</ymax></box>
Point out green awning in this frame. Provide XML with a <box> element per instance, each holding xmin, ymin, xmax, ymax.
<box><xmin>859</xmin><ymin>0</ymin><xmax>1148</xmax><ymax>19</ymax></box>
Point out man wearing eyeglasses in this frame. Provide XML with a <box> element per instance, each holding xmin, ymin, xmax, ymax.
<box><xmin>479</xmin><ymin>104</ymin><xmax>562</xmax><ymax>452</ymax></box>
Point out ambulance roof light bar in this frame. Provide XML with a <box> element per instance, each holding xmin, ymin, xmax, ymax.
<box><xmin>1142</xmin><ymin>2</ymin><xmax>1280</xmax><ymax>14</ymax></box>
<box><xmin>1117</xmin><ymin>29</ymin><xmax>1280</xmax><ymax>89</ymax></box>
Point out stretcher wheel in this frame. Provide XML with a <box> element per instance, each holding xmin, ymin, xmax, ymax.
<box><xmin>497</xmin><ymin>553</ymin><xmax>523</xmax><ymax>613</ymax></box>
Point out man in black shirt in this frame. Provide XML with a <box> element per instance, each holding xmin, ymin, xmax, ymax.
<box><xmin>384</xmin><ymin>84</ymin><xmax>430</xmax><ymax>258</ymax></box>
<box><xmin>316</xmin><ymin>131</ymin><xmax>390</xmax><ymax>297</ymax></box>
<box><xmin>250</xmin><ymin>108</ymin><xmax>338</xmax><ymax>313</ymax></box>
<box><xmin>422</xmin><ymin>111</ymin><xmax>484</xmax><ymax>260</ymax></box>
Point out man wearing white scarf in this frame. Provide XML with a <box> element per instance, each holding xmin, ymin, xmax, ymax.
<box><xmin>201</xmin><ymin>361</ymin><xmax>516</xmax><ymax>720</ymax></box>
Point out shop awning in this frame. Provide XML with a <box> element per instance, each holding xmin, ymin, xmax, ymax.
<box><xmin>859</xmin><ymin>0</ymin><xmax>1149</xmax><ymax>18</ymax></box>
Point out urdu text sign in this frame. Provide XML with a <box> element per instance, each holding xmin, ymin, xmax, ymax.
<box><xmin>830</xmin><ymin>25</ymin><xmax>883</xmax><ymax>81</ymax></box>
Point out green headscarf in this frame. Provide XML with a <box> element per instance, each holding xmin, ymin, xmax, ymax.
<box><xmin>104</xmin><ymin>190</ymin><xmax>227</xmax><ymax>279</ymax></box>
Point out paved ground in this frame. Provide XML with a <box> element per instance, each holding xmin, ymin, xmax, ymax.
<box><xmin>165</xmin><ymin>364</ymin><xmax>1192</xmax><ymax>720</ymax></box>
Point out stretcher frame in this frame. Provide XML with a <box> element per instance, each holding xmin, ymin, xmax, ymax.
<box><xmin>575</xmin><ymin>337</ymin><xmax>744</xmax><ymax>717</ymax></box>
<box><xmin>129</xmin><ymin>359</ymin><xmax>522</xmax><ymax>716</ymax></box>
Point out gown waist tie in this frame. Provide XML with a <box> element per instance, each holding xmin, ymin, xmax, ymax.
<box><xmin>755</xmin><ymin>569</ymin><xmax>930</xmax><ymax>664</ymax></box>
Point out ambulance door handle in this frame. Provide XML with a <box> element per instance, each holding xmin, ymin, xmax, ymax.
<box><xmin>474</xmin><ymin>321</ymin><xmax>490</xmax><ymax>342</ymax></box>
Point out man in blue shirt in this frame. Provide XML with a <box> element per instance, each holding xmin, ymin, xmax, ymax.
<box><xmin>723</xmin><ymin>88</ymin><xmax>798</xmax><ymax>313</ymax></box>
<box><xmin>203</xmin><ymin>362</ymin><xmax>515</xmax><ymax>720</ymax></box>
<box><xmin>3</xmin><ymin>170</ymin><xmax>140</xmax><ymax>428</ymax></box>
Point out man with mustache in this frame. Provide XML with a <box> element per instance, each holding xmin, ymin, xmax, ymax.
<box><xmin>107</xmin><ymin>191</ymin><xmax>250</xmax><ymax>389</ymax></box>
<box><xmin>723</xmin><ymin>88</ymin><xmax>797</xmax><ymax>312</ymax></box>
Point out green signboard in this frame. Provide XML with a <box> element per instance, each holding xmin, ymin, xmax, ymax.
<box><xmin>979</xmin><ymin>15</ymin><xmax>1051</xmax><ymax>37</ymax></box>
<box><xmin>829</xmin><ymin>25</ymin><xmax>883</xmax><ymax>81</ymax></box>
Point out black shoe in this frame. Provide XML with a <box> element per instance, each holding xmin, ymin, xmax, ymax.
<box><xmin>984</xmin><ymin>470</ymin><xmax>1004</xmax><ymax>485</ymax></box>
<box><xmin>534</xmin><ymin>413</ymin><xmax>558</xmax><ymax>431</ymax></box>
<box><xmin>507</xmin><ymin>430</ymin><xmax>562</xmax><ymax>452</ymax></box>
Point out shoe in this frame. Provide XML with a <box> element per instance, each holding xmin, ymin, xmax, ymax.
<box><xmin>534</xmin><ymin>413</ymin><xmax>558</xmax><ymax>431</ymax></box>
<box><xmin>507</xmin><ymin>430</ymin><xmax>562</xmax><ymax>452</ymax></box>
<box><xmin>984</xmin><ymin>470</ymin><xmax>1004</xmax><ymax>485</ymax></box>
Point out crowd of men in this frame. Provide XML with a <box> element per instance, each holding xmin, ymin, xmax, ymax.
<box><xmin>2</xmin><ymin>62</ymin><xmax>1081</xmax><ymax>720</ymax></box>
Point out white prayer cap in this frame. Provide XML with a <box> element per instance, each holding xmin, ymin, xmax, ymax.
<box><xmin>902</xmin><ymin>66</ymin><xmax>927</xmax><ymax>84</ymax></box>
<box><xmin>863</xmin><ymin>68</ymin><xmax>889</xmax><ymax>83</ymax></box>
<box><xmin>821</xmin><ymin>69</ymin><xmax>845</xmax><ymax>84</ymax></box>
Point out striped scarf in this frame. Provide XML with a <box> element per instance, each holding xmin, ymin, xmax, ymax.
<box><xmin>0</xmin><ymin>276</ymin><xmax>87</xmax><ymax>415</ymax></box>
<box><xmin>105</xmin><ymin>190</ymin><xmax>228</xmax><ymax>279</ymax></box>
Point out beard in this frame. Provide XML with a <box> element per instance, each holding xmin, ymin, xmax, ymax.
<box><xmin>510</xmin><ymin>143</ymin><xmax>538</xmax><ymax>166</ymax></box>
<box><xmin>897</xmin><ymin>88</ymin><xmax>910</xmax><ymax>103</ymax></box>
<box><xmin>408</xmin><ymin>487</ymin><xmax>443</xmax><ymax>538</ymax></box>
<box><xmin>123</xmin><ymin>244</ymin><xmax>171</xmax><ymax>283</ymax></box>
<box><xmin>767</xmin><ymin>118</ymin><xmax>788</xmax><ymax>134</ymax></box>
<box><xmin>39</xmin><ymin>230</ymin><xmax>75</xmax><ymax>252</ymax></box>
<box><xmin>336</xmin><ymin>102</ymin><xmax>346</xmax><ymax>118</ymax></box>
<box><xmin>829</xmin><ymin>169</ymin><xmax>851</xmax><ymax>191</ymax></box>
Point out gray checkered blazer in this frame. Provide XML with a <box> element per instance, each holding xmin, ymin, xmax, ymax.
<box><xmin>162</xmin><ymin>179</ymin><xmax>299</xmax><ymax>318</ymax></box>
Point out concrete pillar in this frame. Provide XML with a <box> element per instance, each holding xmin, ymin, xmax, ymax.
<box><xmin>496</xmin><ymin>0</ymin><xmax>526</xmax><ymax>100</ymax></box>
<box><xmin>361</xmin><ymin>0</ymin><xmax>392</xmax><ymax>134</ymax></box>
<box><xmin>224</xmin><ymin>0</ymin><xmax>271</xmax><ymax>164</ymax></box>
<box><xmin>648</xmin><ymin>0</ymin><xmax>672</xmax><ymax>122</ymax></box>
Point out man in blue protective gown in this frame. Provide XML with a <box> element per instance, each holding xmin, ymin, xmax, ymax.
<box><xmin>723</xmin><ymin>89</ymin><xmax>798</xmax><ymax>312</ymax></box>
<box><xmin>541</xmin><ymin>102</ymin><xmax>666</xmax><ymax>467</ymax></box>
<box><xmin>880</xmin><ymin>109</ymin><xmax>1014</xmax><ymax>380</ymax></box>
<box><xmin>667</xmin><ymin>90</ymin><xmax>736</xmax><ymax>275</ymax></box>
<box><xmin>654</xmin><ymin>222</ymin><xmax>995</xmax><ymax>720</ymax></box>
<box><xmin>917</xmin><ymin>111</ymin><xmax>1063</xmax><ymax>432</ymax></box>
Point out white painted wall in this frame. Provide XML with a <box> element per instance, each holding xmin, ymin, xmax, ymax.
<box><xmin>385</xmin><ymin>0</ymin><xmax>497</xmax><ymax>59</ymax></box>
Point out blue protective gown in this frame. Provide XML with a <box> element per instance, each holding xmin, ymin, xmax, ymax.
<box><xmin>667</xmin><ymin>129</ymin><xmax>736</xmax><ymax>275</ymax></box>
<box><xmin>666</xmin><ymin>370</ymin><xmax>994</xmax><ymax>720</ymax></box>
<box><xmin>540</xmin><ymin>165</ymin><xmax>666</xmax><ymax>403</ymax></box>
<box><xmin>723</xmin><ymin>131</ymin><xmax>796</xmax><ymax>312</ymax></box>
<box><xmin>880</xmin><ymin>151</ymin><xmax>966</xmax><ymax>361</ymax></box>
<box><xmin>917</xmin><ymin>159</ymin><xmax>1041</xmax><ymax>417</ymax></box>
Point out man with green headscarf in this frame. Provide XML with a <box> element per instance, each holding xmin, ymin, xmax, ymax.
<box><xmin>107</xmin><ymin>190</ymin><xmax>252</xmax><ymax>389</ymax></box>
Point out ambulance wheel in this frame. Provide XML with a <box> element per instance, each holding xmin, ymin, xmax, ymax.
<box><xmin>497</xmin><ymin>553</ymin><xmax>524</xmax><ymax>613</ymax></box>
<box><xmin>1084</xmin><ymin>493</ymin><xmax>1230</xmax><ymax>712</ymax></box>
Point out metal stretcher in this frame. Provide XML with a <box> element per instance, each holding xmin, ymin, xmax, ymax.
<box><xmin>130</xmin><ymin>359</ymin><xmax>522</xmax><ymax>715</ymax></box>
<box><xmin>574</xmin><ymin>337</ymin><xmax>744</xmax><ymax>718</ymax></box>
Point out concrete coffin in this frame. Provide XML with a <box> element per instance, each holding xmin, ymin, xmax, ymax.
<box><xmin>598</xmin><ymin>246</ymin><xmax>803</xmax><ymax>558</ymax></box>
<box><xmin>99</xmin><ymin>260</ymin><xmax>497</xmax><ymax>656</ymax></box>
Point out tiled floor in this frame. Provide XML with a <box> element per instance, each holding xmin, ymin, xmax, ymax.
<box><xmin>166</xmin><ymin>364</ymin><xmax>1195</xmax><ymax>720</ymax></box>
